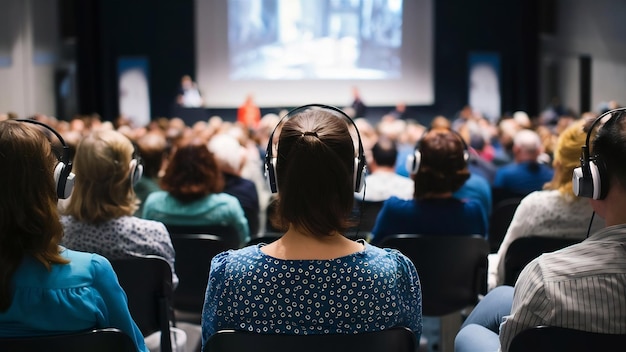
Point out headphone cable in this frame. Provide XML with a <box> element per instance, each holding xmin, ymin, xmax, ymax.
<box><xmin>586</xmin><ymin>211</ymin><xmax>595</xmax><ymax>238</ymax></box>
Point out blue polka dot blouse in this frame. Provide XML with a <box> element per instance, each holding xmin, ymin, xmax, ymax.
<box><xmin>201</xmin><ymin>240</ymin><xmax>422</xmax><ymax>347</ymax></box>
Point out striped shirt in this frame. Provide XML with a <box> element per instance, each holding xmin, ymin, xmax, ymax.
<box><xmin>499</xmin><ymin>224</ymin><xmax>626</xmax><ymax>352</ymax></box>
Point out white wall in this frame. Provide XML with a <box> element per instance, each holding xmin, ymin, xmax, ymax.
<box><xmin>0</xmin><ymin>0</ymin><xmax>58</xmax><ymax>118</ymax></box>
<box><xmin>539</xmin><ymin>0</ymin><xmax>626</xmax><ymax>113</ymax></box>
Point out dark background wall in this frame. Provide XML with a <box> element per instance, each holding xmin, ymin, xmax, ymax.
<box><xmin>69</xmin><ymin>0</ymin><xmax>540</xmax><ymax>125</ymax></box>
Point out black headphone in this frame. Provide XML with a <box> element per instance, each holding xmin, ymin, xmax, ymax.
<box><xmin>572</xmin><ymin>107</ymin><xmax>626</xmax><ymax>200</ymax></box>
<box><xmin>16</xmin><ymin>119</ymin><xmax>75</xmax><ymax>199</ymax></box>
<box><xmin>264</xmin><ymin>104</ymin><xmax>367</xmax><ymax>194</ymax></box>
<box><xmin>405</xmin><ymin>127</ymin><xmax>470</xmax><ymax>175</ymax></box>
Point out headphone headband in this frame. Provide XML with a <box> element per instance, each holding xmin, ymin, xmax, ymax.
<box><xmin>264</xmin><ymin>104</ymin><xmax>367</xmax><ymax>193</ymax></box>
<box><xmin>573</xmin><ymin>107</ymin><xmax>626</xmax><ymax>199</ymax></box>
<box><xmin>15</xmin><ymin>119</ymin><xmax>75</xmax><ymax>199</ymax></box>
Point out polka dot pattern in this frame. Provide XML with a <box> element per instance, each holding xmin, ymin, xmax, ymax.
<box><xmin>201</xmin><ymin>241</ymin><xmax>422</xmax><ymax>345</ymax></box>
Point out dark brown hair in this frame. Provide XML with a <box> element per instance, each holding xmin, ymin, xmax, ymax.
<box><xmin>0</xmin><ymin>120</ymin><xmax>69</xmax><ymax>311</ymax></box>
<box><xmin>413</xmin><ymin>128</ymin><xmax>470</xmax><ymax>198</ymax></box>
<box><xmin>160</xmin><ymin>140</ymin><xmax>224</xmax><ymax>202</ymax></box>
<box><xmin>270</xmin><ymin>109</ymin><xmax>357</xmax><ymax>236</ymax></box>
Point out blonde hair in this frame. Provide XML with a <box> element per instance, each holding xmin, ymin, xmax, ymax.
<box><xmin>0</xmin><ymin>120</ymin><xmax>69</xmax><ymax>311</ymax></box>
<box><xmin>63</xmin><ymin>129</ymin><xmax>139</xmax><ymax>222</ymax></box>
<box><xmin>543</xmin><ymin>119</ymin><xmax>587</xmax><ymax>196</ymax></box>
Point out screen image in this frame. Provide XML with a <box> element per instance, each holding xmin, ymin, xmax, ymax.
<box><xmin>196</xmin><ymin>0</ymin><xmax>433</xmax><ymax>108</ymax></box>
<box><xmin>228</xmin><ymin>0</ymin><xmax>403</xmax><ymax>80</ymax></box>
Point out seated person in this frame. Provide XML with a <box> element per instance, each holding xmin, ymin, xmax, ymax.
<box><xmin>0</xmin><ymin>120</ymin><xmax>147</xmax><ymax>352</ymax></box>
<box><xmin>355</xmin><ymin>138</ymin><xmax>414</xmax><ymax>202</ymax></box>
<box><xmin>455</xmin><ymin>108</ymin><xmax>626</xmax><ymax>352</ymax></box>
<box><xmin>489</xmin><ymin>119</ymin><xmax>605</xmax><ymax>290</ymax></box>
<box><xmin>60</xmin><ymin>129</ymin><xmax>178</xmax><ymax>287</ymax></box>
<box><xmin>177</xmin><ymin>75</ymin><xmax>203</xmax><ymax>108</ymax></box>
<box><xmin>142</xmin><ymin>139</ymin><xmax>250</xmax><ymax>247</ymax></box>
<box><xmin>492</xmin><ymin>129</ymin><xmax>554</xmax><ymax>200</ymax></box>
<box><xmin>201</xmin><ymin>105</ymin><xmax>422</xmax><ymax>348</ymax></box>
<box><xmin>371</xmin><ymin>128</ymin><xmax>488</xmax><ymax>244</ymax></box>
<box><xmin>133</xmin><ymin>131</ymin><xmax>168</xmax><ymax>217</ymax></box>
<box><xmin>208</xmin><ymin>133</ymin><xmax>261</xmax><ymax>237</ymax></box>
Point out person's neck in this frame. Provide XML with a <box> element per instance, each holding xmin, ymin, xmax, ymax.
<box><xmin>371</xmin><ymin>165</ymin><xmax>396</xmax><ymax>174</ymax></box>
<box><xmin>260</xmin><ymin>225</ymin><xmax>364</xmax><ymax>260</ymax></box>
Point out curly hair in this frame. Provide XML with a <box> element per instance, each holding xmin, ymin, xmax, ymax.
<box><xmin>160</xmin><ymin>140</ymin><xmax>224</xmax><ymax>203</ymax></box>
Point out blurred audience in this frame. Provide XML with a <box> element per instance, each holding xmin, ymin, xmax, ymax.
<box><xmin>371</xmin><ymin>128</ymin><xmax>488</xmax><ymax>243</ymax></box>
<box><xmin>492</xmin><ymin>128</ymin><xmax>554</xmax><ymax>200</ymax></box>
<box><xmin>208</xmin><ymin>133</ymin><xmax>261</xmax><ymax>237</ymax></box>
<box><xmin>488</xmin><ymin>119</ymin><xmax>605</xmax><ymax>290</ymax></box>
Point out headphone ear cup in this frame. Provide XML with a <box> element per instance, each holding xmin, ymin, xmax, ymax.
<box><xmin>265</xmin><ymin>157</ymin><xmax>278</xmax><ymax>193</ymax></box>
<box><xmin>54</xmin><ymin>162</ymin><xmax>75</xmax><ymax>199</ymax></box>
<box><xmin>405</xmin><ymin>150</ymin><xmax>421</xmax><ymax>175</ymax></box>
<box><xmin>590</xmin><ymin>158</ymin><xmax>608</xmax><ymax>200</ymax></box>
<box><xmin>129</xmin><ymin>159</ymin><xmax>143</xmax><ymax>186</ymax></box>
<box><xmin>129</xmin><ymin>159</ymin><xmax>144</xmax><ymax>187</ymax></box>
<box><xmin>354</xmin><ymin>157</ymin><xmax>366</xmax><ymax>193</ymax></box>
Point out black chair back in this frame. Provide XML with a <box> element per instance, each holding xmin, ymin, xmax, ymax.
<box><xmin>166</xmin><ymin>223</ymin><xmax>241</xmax><ymax>248</ymax></box>
<box><xmin>170</xmin><ymin>233</ymin><xmax>238</xmax><ymax>322</ymax></box>
<box><xmin>110</xmin><ymin>255</ymin><xmax>173</xmax><ymax>352</ymax></box>
<box><xmin>353</xmin><ymin>200</ymin><xmax>385</xmax><ymax>233</ymax></box>
<box><xmin>509</xmin><ymin>325</ymin><xmax>626</xmax><ymax>352</ymax></box>
<box><xmin>204</xmin><ymin>326</ymin><xmax>417</xmax><ymax>352</ymax></box>
<box><xmin>504</xmin><ymin>236</ymin><xmax>581</xmax><ymax>286</ymax></box>
<box><xmin>488</xmin><ymin>197</ymin><xmax>522</xmax><ymax>252</ymax></box>
<box><xmin>0</xmin><ymin>328</ymin><xmax>136</xmax><ymax>352</ymax></box>
<box><xmin>378</xmin><ymin>234</ymin><xmax>489</xmax><ymax>316</ymax></box>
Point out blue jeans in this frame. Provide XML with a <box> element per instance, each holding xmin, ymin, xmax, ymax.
<box><xmin>454</xmin><ymin>285</ymin><xmax>514</xmax><ymax>352</ymax></box>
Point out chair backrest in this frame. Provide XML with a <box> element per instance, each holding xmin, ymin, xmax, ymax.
<box><xmin>488</xmin><ymin>197</ymin><xmax>523</xmax><ymax>252</ymax></box>
<box><xmin>353</xmin><ymin>200</ymin><xmax>385</xmax><ymax>233</ymax></box>
<box><xmin>170</xmin><ymin>233</ymin><xmax>238</xmax><ymax>316</ymax></box>
<box><xmin>110</xmin><ymin>255</ymin><xmax>173</xmax><ymax>352</ymax></box>
<box><xmin>0</xmin><ymin>328</ymin><xmax>136</xmax><ymax>352</ymax></box>
<box><xmin>504</xmin><ymin>236</ymin><xmax>581</xmax><ymax>286</ymax></box>
<box><xmin>378</xmin><ymin>234</ymin><xmax>489</xmax><ymax>316</ymax></box>
<box><xmin>509</xmin><ymin>325</ymin><xmax>626</xmax><ymax>352</ymax></box>
<box><xmin>204</xmin><ymin>326</ymin><xmax>417</xmax><ymax>352</ymax></box>
<box><xmin>166</xmin><ymin>223</ymin><xmax>241</xmax><ymax>248</ymax></box>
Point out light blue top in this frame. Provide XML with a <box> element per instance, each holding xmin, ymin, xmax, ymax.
<box><xmin>201</xmin><ymin>241</ymin><xmax>422</xmax><ymax>348</ymax></box>
<box><xmin>142</xmin><ymin>191</ymin><xmax>250</xmax><ymax>246</ymax></box>
<box><xmin>0</xmin><ymin>248</ymin><xmax>148</xmax><ymax>352</ymax></box>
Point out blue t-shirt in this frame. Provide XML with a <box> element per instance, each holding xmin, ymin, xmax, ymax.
<box><xmin>493</xmin><ymin>161</ymin><xmax>554</xmax><ymax>196</ymax></box>
<box><xmin>0</xmin><ymin>248</ymin><xmax>148</xmax><ymax>352</ymax></box>
<box><xmin>201</xmin><ymin>242</ymin><xmax>422</xmax><ymax>348</ymax></box>
<box><xmin>371</xmin><ymin>197</ymin><xmax>488</xmax><ymax>244</ymax></box>
<box><xmin>454</xmin><ymin>173</ymin><xmax>493</xmax><ymax>216</ymax></box>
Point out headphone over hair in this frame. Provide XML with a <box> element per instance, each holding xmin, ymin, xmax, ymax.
<box><xmin>264</xmin><ymin>104</ymin><xmax>367</xmax><ymax>194</ymax></box>
<box><xmin>128</xmin><ymin>152</ymin><xmax>144</xmax><ymax>187</ymax></box>
<box><xmin>572</xmin><ymin>107</ymin><xmax>626</xmax><ymax>200</ymax></box>
<box><xmin>405</xmin><ymin>127</ymin><xmax>470</xmax><ymax>175</ymax></box>
<box><xmin>16</xmin><ymin>119</ymin><xmax>75</xmax><ymax>199</ymax></box>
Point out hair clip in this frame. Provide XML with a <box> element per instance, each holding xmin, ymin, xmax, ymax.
<box><xmin>302</xmin><ymin>131</ymin><xmax>318</xmax><ymax>137</ymax></box>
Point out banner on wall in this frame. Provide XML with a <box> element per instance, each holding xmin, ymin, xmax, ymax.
<box><xmin>468</xmin><ymin>52</ymin><xmax>501</xmax><ymax>124</ymax></box>
<box><xmin>118</xmin><ymin>57</ymin><xmax>151</xmax><ymax>128</ymax></box>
